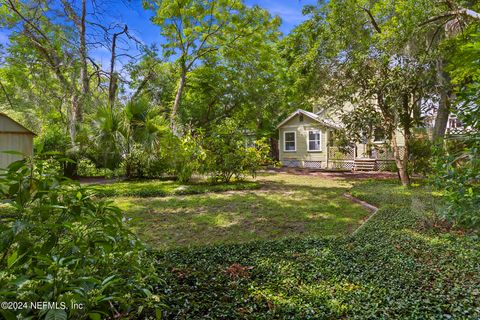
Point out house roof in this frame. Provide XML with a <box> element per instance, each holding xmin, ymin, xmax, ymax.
<box><xmin>276</xmin><ymin>109</ymin><xmax>342</xmax><ymax>130</ymax></box>
<box><xmin>0</xmin><ymin>113</ymin><xmax>36</xmax><ymax>135</ymax></box>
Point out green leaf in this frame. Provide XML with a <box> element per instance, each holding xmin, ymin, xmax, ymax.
<box><xmin>7</xmin><ymin>251</ymin><xmax>18</xmax><ymax>268</ymax></box>
<box><xmin>0</xmin><ymin>309</ymin><xmax>17</xmax><ymax>320</ymax></box>
<box><xmin>44</xmin><ymin>309</ymin><xmax>67</xmax><ymax>320</ymax></box>
<box><xmin>88</xmin><ymin>313</ymin><xmax>102</xmax><ymax>320</ymax></box>
<box><xmin>155</xmin><ymin>308</ymin><xmax>162</xmax><ymax>319</ymax></box>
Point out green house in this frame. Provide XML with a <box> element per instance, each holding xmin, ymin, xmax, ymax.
<box><xmin>276</xmin><ymin>109</ymin><xmax>405</xmax><ymax>171</ymax></box>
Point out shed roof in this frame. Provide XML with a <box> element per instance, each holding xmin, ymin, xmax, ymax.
<box><xmin>276</xmin><ymin>109</ymin><xmax>342</xmax><ymax>130</ymax></box>
<box><xmin>0</xmin><ymin>113</ymin><xmax>36</xmax><ymax>135</ymax></box>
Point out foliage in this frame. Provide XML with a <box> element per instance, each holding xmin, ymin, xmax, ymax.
<box><xmin>171</xmin><ymin>132</ymin><xmax>206</xmax><ymax>183</ymax></box>
<box><xmin>0</xmin><ymin>158</ymin><xmax>162</xmax><ymax>319</ymax></box>
<box><xmin>151</xmin><ymin>179</ymin><xmax>479</xmax><ymax>319</ymax></box>
<box><xmin>430</xmin><ymin>23</ymin><xmax>480</xmax><ymax>230</ymax></box>
<box><xmin>76</xmin><ymin>159</ymin><xmax>123</xmax><ymax>179</ymax></box>
<box><xmin>203</xmin><ymin>119</ymin><xmax>271</xmax><ymax>183</ymax></box>
<box><xmin>430</xmin><ymin>137</ymin><xmax>480</xmax><ymax>230</ymax></box>
<box><xmin>408</xmin><ymin>137</ymin><xmax>433</xmax><ymax>175</ymax></box>
<box><xmin>93</xmin><ymin>179</ymin><xmax>260</xmax><ymax>198</ymax></box>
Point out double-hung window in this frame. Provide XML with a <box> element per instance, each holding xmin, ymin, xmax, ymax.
<box><xmin>284</xmin><ymin>132</ymin><xmax>296</xmax><ymax>151</ymax></box>
<box><xmin>308</xmin><ymin>130</ymin><xmax>321</xmax><ymax>151</ymax></box>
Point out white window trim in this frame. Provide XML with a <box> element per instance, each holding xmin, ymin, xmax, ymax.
<box><xmin>307</xmin><ymin>130</ymin><xmax>322</xmax><ymax>152</ymax></box>
<box><xmin>284</xmin><ymin>131</ymin><xmax>296</xmax><ymax>152</ymax></box>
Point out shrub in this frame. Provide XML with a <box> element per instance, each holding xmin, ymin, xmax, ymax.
<box><xmin>77</xmin><ymin>158</ymin><xmax>124</xmax><ymax>178</ymax></box>
<box><xmin>172</xmin><ymin>132</ymin><xmax>206</xmax><ymax>183</ymax></box>
<box><xmin>0</xmin><ymin>158</ymin><xmax>162</xmax><ymax>319</ymax></box>
<box><xmin>123</xmin><ymin>143</ymin><xmax>171</xmax><ymax>179</ymax></box>
<box><xmin>93</xmin><ymin>179</ymin><xmax>260</xmax><ymax>198</ymax></box>
<box><xmin>408</xmin><ymin>137</ymin><xmax>433</xmax><ymax>176</ymax></box>
<box><xmin>430</xmin><ymin>135</ymin><xmax>480</xmax><ymax>230</ymax></box>
<box><xmin>203</xmin><ymin>120</ymin><xmax>271</xmax><ymax>183</ymax></box>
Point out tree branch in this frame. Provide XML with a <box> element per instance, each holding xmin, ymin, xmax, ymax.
<box><xmin>360</xmin><ymin>6</ymin><xmax>382</xmax><ymax>33</ymax></box>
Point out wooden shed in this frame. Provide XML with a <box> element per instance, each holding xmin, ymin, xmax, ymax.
<box><xmin>0</xmin><ymin>113</ymin><xmax>35</xmax><ymax>169</ymax></box>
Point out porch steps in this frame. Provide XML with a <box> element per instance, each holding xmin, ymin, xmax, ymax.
<box><xmin>353</xmin><ymin>158</ymin><xmax>376</xmax><ymax>171</ymax></box>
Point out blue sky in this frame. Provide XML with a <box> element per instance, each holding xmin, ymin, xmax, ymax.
<box><xmin>105</xmin><ymin>0</ymin><xmax>316</xmax><ymax>47</ymax></box>
<box><xmin>0</xmin><ymin>0</ymin><xmax>316</xmax><ymax>64</ymax></box>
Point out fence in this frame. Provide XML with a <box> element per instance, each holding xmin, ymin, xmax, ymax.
<box><xmin>326</xmin><ymin>145</ymin><xmax>402</xmax><ymax>171</ymax></box>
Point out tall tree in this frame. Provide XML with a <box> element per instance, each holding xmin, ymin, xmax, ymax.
<box><xmin>1</xmin><ymin>1</ymin><xmax>144</xmax><ymax>175</ymax></box>
<box><xmin>285</xmin><ymin>0</ymin><xmax>439</xmax><ymax>186</ymax></box>
<box><xmin>146</xmin><ymin>0</ymin><xmax>278</xmax><ymax>134</ymax></box>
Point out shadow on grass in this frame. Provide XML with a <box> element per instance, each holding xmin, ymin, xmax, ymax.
<box><xmin>117</xmin><ymin>178</ymin><xmax>370</xmax><ymax>249</ymax></box>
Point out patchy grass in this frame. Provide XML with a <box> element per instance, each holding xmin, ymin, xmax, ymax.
<box><xmin>92</xmin><ymin>179</ymin><xmax>260</xmax><ymax>198</ymax></box>
<box><xmin>113</xmin><ymin>173</ymin><xmax>370</xmax><ymax>249</ymax></box>
<box><xmin>149</xmin><ymin>178</ymin><xmax>480</xmax><ymax>319</ymax></box>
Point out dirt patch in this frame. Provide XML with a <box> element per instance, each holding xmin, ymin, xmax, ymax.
<box><xmin>264</xmin><ymin>168</ymin><xmax>398</xmax><ymax>180</ymax></box>
<box><xmin>78</xmin><ymin>177</ymin><xmax>123</xmax><ymax>184</ymax></box>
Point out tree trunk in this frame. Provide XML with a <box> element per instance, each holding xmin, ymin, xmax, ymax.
<box><xmin>392</xmin><ymin>129</ymin><xmax>410</xmax><ymax>186</ymax></box>
<box><xmin>432</xmin><ymin>58</ymin><xmax>451</xmax><ymax>141</ymax></box>
<box><xmin>171</xmin><ymin>67</ymin><xmax>187</xmax><ymax>135</ymax></box>
<box><xmin>108</xmin><ymin>26</ymin><xmax>128</xmax><ymax>109</ymax></box>
<box><xmin>65</xmin><ymin>94</ymin><xmax>80</xmax><ymax>178</ymax></box>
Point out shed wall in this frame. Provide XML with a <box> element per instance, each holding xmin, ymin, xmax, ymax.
<box><xmin>0</xmin><ymin>133</ymin><xmax>33</xmax><ymax>169</ymax></box>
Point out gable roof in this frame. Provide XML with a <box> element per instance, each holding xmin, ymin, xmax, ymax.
<box><xmin>0</xmin><ymin>113</ymin><xmax>36</xmax><ymax>135</ymax></box>
<box><xmin>276</xmin><ymin>109</ymin><xmax>342</xmax><ymax>130</ymax></box>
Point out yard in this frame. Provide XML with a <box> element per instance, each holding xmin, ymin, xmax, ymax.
<box><xmin>107</xmin><ymin>173</ymin><xmax>370</xmax><ymax>249</ymax></box>
<box><xmin>94</xmin><ymin>173</ymin><xmax>479</xmax><ymax>318</ymax></box>
<box><xmin>95</xmin><ymin>172</ymin><xmax>480</xmax><ymax>318</ymax></box>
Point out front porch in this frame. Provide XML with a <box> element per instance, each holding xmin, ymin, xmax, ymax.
<box><xmin>281</xmin><ymin>146</ymin><xmax>400</xmax><ymax>172</ymax></box>
<box><xmin>327</xmin><ymin>146</ymin><xmax>399</xmax><ymax>171</ymax></box>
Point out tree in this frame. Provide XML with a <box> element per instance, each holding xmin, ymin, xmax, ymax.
<box><xmin>146</xmin><ymin>0</ymin><xmax>279</xmax><ymax>134</ymax></box>
<box><xmin>284</xmin><ymin>0</ymin><xmax>440</xmax><ymax>186</ymax></box>
<box><xmin>1</xmin><ymin>1</ymin><xmax>145</xmax><ymax>175</ymax></box>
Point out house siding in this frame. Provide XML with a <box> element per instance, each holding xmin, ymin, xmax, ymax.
<box><xmin>278</xmin><ymin>115</ymin><xmax>329</xmax><ymax>168</ymax></box>
<box><xmin>0</xmin><ymin>115</ymin><xmax>34</xmax><ymax>169</ymax></box>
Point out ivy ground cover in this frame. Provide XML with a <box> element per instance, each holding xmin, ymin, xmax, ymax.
<box><xmin>147</xmin><ymin>177</ymin><xmax>480</xmax><ymax>319</ymax></box>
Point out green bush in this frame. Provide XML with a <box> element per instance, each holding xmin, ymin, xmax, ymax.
<box><xmin>203</xmin><ymin>120</ymin><xmax>271</xmax><ymax>183</ymax></box>
<box><xmin>172</xmin><ymin>132</ymin><xmax>206</xmax><ymax>183</ymax></box>
<box><xmin>123</xmin><ymin>143</ymin><xmax>172</xmax><ymax>179</ymax></box>
<box><xmin>430</xmin><ymin>136</ymin><xmax>480</xmax><ymax>230</ymax></box>
<box><xmin>0</xmin><ymin>158</ymin><xmax>162</xmax><ymax>319</ymax></box>
<box><xmin>408</xmin><ymin>137</ymin><xmax>433</xmax><ymax>176</ymax></box>
<box><xmin>77</xmin><ymin>158</ymin><xmax>124</xmax><ymax>178</ymax></box>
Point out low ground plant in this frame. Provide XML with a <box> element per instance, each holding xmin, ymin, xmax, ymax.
<box><xmin>151</xmin><ymin>179</ymin><xmax>479</xmax><ymax>319</ymax></box>
<box><xmin>93</xmin><ymin>179</ymin><xmax>260</xmax><ymax>198</ymax></box>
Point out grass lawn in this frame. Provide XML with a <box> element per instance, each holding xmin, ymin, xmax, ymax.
<box><xmin>150</xmin><ymin>178</ymin><xmax>480</xmax><ymax>319</ymax></box>
<box><xmin>91</xmin><ymin>179</ymin><xmax>260</xmax><ymax>198</ymax></box>
<box><xmin>111</xmin><ymin>173</ymin><xmax>370</xmax><ymax>249</ymax></box>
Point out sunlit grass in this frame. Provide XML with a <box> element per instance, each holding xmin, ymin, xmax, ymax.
<box><xmin>113</xmin><ymin>173</ymin><xmax>370</xmax><ymax>249</ymax></box>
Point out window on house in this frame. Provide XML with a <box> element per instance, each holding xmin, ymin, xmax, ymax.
<box><xmin>449</xmin><ymin>118</ymin><xmax>462</xmax><ymax>128</ymax></box>
<box><xmin>284</xmin><ymin>132</ymin><xmax>296</xmax><ymax>151</ymax></box>
<box><xmin>308</xmin><ymin>130</ymin><xmax>321</xmax><ymax>151</ymax></box>
<box><xmin>374</xmin><ymin>128</ymin><xmax>385</xmax><ymax>142</ymax></box>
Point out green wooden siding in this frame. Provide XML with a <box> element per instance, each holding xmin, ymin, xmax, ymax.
<box><xmin>278</xmin><ymin>114</ymin><xmax>329</xmax><ymax>166</ymax></box>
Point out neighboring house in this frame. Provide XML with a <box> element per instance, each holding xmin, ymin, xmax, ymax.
<box><xmin>0</xmin><ymin>113</ymin><xmax>36</xmax><ymax>169</ymax></box>
<box><xmin>276</xmin><ymin>109</ymin><xmax>404</xmax><ymax>170</ymax></box>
